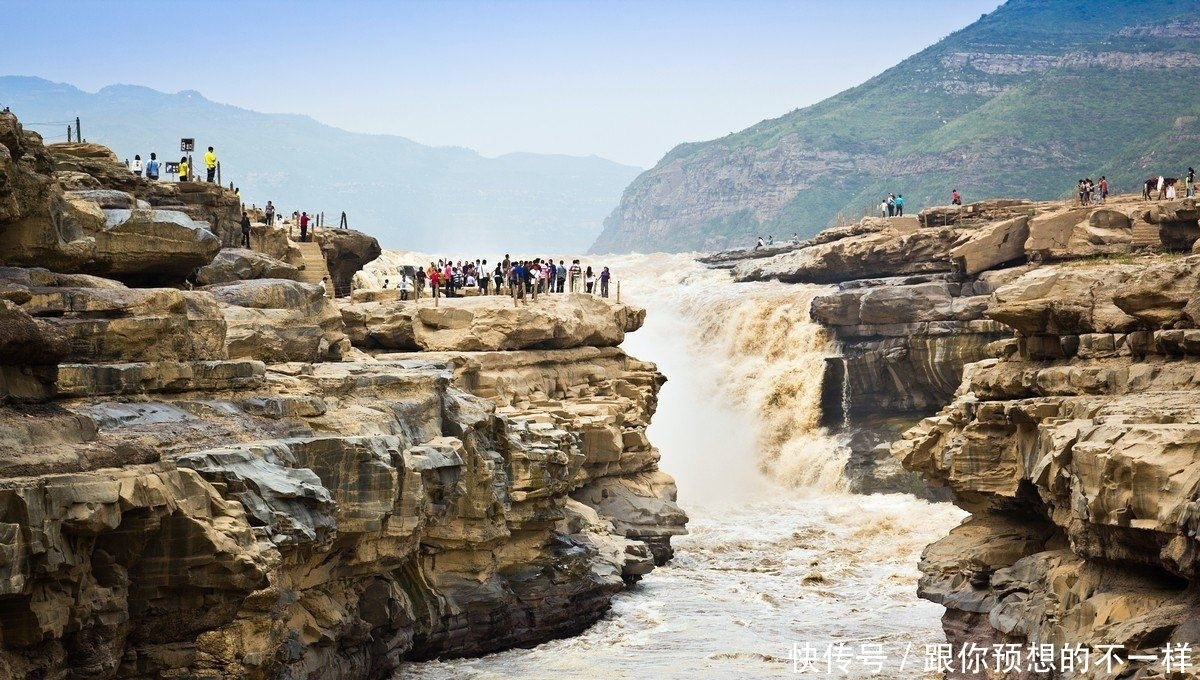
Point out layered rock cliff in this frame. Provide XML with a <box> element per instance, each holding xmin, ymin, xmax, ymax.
<box><xmin>0</xmin><ymin>113</ymin><xmax>685</xmax><ymax>679</ymax></box>
<box><xmin>729</xmin><ymin>192</ymin><xmax>1200</xmax><ymax>676</ymax></box>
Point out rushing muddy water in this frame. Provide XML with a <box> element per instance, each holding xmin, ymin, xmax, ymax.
<box><xmin>393</xmin><ymin>252</ymin><xmax>966</xmax><ymax>679</ymax></box>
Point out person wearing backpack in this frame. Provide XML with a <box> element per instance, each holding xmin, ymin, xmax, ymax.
<box><xmin>145</xmin><ymin>153</ymin><xmax>160</xmax><ymax>181</ymax></box>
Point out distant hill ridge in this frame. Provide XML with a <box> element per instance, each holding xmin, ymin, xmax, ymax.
<box><xmin>0</xmin><ymin>76</ymin><xmax>642</xmax><ymax>254</ymax></box>
<box><xmin>590</xmin><ymin>0</ymin><xmax>1200</xmax><ymax>254</ymax></box>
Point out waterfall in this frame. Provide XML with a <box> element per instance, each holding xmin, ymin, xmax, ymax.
<box><xmin>609</xmin><ymin>253</ymin><xmax>849</xmax><ymax>492</ymax></box>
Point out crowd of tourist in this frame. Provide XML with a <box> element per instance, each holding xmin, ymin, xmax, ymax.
<box><xmin>878</xmin><ymin>193</ymin><xmax>906</xmax><ymax>217</ymax></box>
<box><xmin>1076</xmin><ymin>177</ymin><xmax>1109</xmax><ymax>205</ymax></box>
<box><xmin>380</xmin><ymin>255</ymin><xmax>613</xmax><ymax>301</ymax></box>
<box><xmin>127</xmin><ymin>146</ymin><xmax>220</xmax><ymax>183</ymax></box>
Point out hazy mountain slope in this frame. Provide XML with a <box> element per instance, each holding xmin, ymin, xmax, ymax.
<box><xmin>0</xmin><ymin>76</ymin><xmax>642</xmax><ymax>253</ymax></box>
<box><xmin>591</xmin><ymin>0</ymin><xmax>1200</xmax><ymax>253</ymax></box>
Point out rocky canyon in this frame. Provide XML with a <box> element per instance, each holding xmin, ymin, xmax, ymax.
<box><xmin>713</xmin><ymin>192</ymin><xmax>1200</xmax><ymax>677</ymax></box>
<box><xmin>0</xmin><ymin>111</ymin><xmax>686</xmax><ymax>679</ymax></box>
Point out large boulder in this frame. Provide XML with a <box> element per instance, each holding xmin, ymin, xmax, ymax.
<box><xmin>249</xmin><ymin>223</ymin><xmax>303</xmax><ymax>266</ymax></box>
<box><xmin>195</xmin><ymin>248</ymin><xmax>301</xmax><ymax>285</ymax></box>
<box><xmin>0</xmin><ymin>266</ymin><xmax>226</xmax><ymax>363</ymax></box>
<box><xmin>0</xmin><ymin>111</ymin><xmax>54</xmax><ymax>224</ymax></box>
<box><xmin>205</xmin><ymin>279</ymin><xmax>348</xmax><ymax>362</ymax></box>
<box><xmin>47</xmin><ymin>142</ymin><xmax>142</xmax><ymax>194</ymax></box>
<box><xmin>0</xmin><ymin>189</ymin><xmax>221</xmax><ymax>284</ymax></box>
<box><xmin>733</xmin><ymin>225</ymin><xmax>962</xmax><ymax>284</ymax></box>
<box><xmin>342</xmin><ymin>294</ymin><xmax>645</xmax><ymax>352</ymax></box>
<box><xmin>949</xmin><ymin>215</ymin><xmax>1029</xmax><ymax>276</ymax></box>
<box><xmin>48</xmin><ymin>143</ymin><xmax>245</xmax><ymax>249</ymax></box>
<box><xmin>987</xmin><ymin>264</ymin><xmax>1143</xmax><ymax>336</ymax></box>
<box><xmin>1025</xmin><ymin>207</ymin><xmax>1138</xmax><ymax>261</ymax></box>
<box><xmin>314</xmin><ymin>229</ymin><xmax>381</xmax><ymax>292</ymax></box>
<box><xmin>1113</xmin><ymin>255</ymin><xmax>1200</xmax><ymax>329</ymax></box>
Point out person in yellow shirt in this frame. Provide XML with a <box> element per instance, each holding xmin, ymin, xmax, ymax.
<box><xmin>178</xmin><ymin>156</ymin><xmax>189</xmax><ymax>182</ymax></box>
<box><xmin>204</xmin><ymin>146</ymin><xmax>217</xmax><ymax>182</ymax></box>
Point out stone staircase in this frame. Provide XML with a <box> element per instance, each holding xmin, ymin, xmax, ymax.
<box><xmin>295</xmin><ymin>241</ymin><xmax>334</xmax><ymax>298</ymax></box>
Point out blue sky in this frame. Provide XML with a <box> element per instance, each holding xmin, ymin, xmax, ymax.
<box><xmin>4</xmin><ymin>0</ymin><xmax>1003</xmax><ymax>167</ymax></box>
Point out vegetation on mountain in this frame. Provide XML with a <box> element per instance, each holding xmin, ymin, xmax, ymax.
<box><xmin>591</xmin><ymin>0</ymin><xmax>1200</xmax><ymax>253</ymax></box>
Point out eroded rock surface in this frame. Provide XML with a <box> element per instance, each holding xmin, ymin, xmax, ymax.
<box><xmin>342</xmin><ymin>293</ymin><xmax>646</xmax><ymax>352</ymax></box>
<box><xmin>0</xmin><ymin>112</ymin><xmax>685</xmax><ymax>680</ymax></box>
<box><xmin>718</xmin><ymin>193</ymin><xmax>1200</xmax><ymax>676</ymax></box>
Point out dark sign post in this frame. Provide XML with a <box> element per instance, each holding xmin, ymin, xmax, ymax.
<box><xmin>180</xmin><ymin>138</ymin><xmax>194</xmax><ymax>181</ymax></box>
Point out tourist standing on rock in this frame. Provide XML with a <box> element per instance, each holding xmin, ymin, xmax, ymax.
<box><xmin>131</xmin><ymin>155</ymin><xmax>143</xmax><ymax>177</ymax></box>
<box><xmin>264</xmin><ymin>201</ymin><xmax>275</xmax><ymax>226</ymax></box>
<box><xmin>178</xmin><ymin>156</ymin><xmax>189</xmax><ymax>182</ymax></box>
<box><xmin>1166</xmin><ymin>181</ymin><xmax>1177</xmax><ymax>200</ymax></box>
<box><xmin>1099</xmin><ymin>177</ymin><xmax>1108</xmax><ymax>203</ymax></box>
<box><xmin>204</xmin><ymin>147</ymin><xmax>217</xmax><ymax>182</ymax></box>
<box><xmin>879</xmin><ymin>199</ymin><xmax>888</xmax><ymax>217</ymax></box>
<box><xmin>240</xmin><ymin>211</ymin><xmax>252</xmax><ymax>248</ymax></box>
<box><xmin>895</xmin><ymin>195</ymin><xmax>905</xmax><ymax>216</ymax></box>
<box><xmin>319</xmin><ymin>277</ymin><xmax>328</xmax><ymax>297</ymax></box>
<box><xmin>887</xmin><ymin>194</ymin><xmax>895</xmax><ymax>217</ymax></box>
<box><xmin>145</xmin><ymin>153</ymin><xmax>159</xmax><ymax>181</ymax></box>
<box><xmin>951</xmin><ymin>189</ymin><xmax>961</xmax><ymax>205</ymax></box>
<box><xmin>556</xmin><ymin>260</ymin><xmax>566</xmax><ymax>292</ymax></box>
<box><xmin>600</xmin><ymin>266</ymin><xmax>611</xmax><ymax>298</ymax></box>
<box><xmin>1187</xmin><ymin>168</ymin><xmax>1196</xmax><ymax>198</ymax></box>
<box><xmin>429</xmin><ymin>267</ymin><xmax>441</xmax><ymax>299</ymax></box>
<box><xmin>584</xmin><ymin>266</ymin><xmax>596</xmax><ymax>294</ymax></box>
<box><xmin>299</xmin><ymin>212</ymin><xmax>310</xmax><ymax>242</ymax></box>
<box><xmin>568</xmin><ymin>259</ymin><xmax>582</xmax><ymax>293</ymax></box>
<box><xmin>399</xmin><ymin>275</ymin><xmax>410</xmax><ymax>301</ymax></box>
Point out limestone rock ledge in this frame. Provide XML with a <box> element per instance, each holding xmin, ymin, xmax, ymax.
<box><xmin>893</xmin><ymin>256</ymin><xmax>1200</xmax><ymax>678</ymax></box>
<box><xmin>0</xmin><ymin>109</ymin><xmax>684</xmax><ymax>679</ymax></box>
<box><xmin>736</xmin><ymin>194</ymin><xmax>1200</xmax><ymax>673</ymax></box>
<box><xmin>342</xmin><ymin>293</ymin><xmax>646</xmax><ymax>352</ymax></box>
<box><xmin>0</xmin><ymin>286</ymin><xmax>683</xmax><ymax>680</ymax></box>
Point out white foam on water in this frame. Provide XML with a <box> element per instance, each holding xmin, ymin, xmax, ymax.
<box><xmin>395</xmin><ymin>251</ymin><xmax>966</xmax><ymax>680</ymax></box>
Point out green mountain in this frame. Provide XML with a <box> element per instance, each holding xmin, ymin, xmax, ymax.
<box><xmin>0</xmin><ymin>76</ymin><xmax>642</xmax><ymax>254</ymax></box>
<box><xmin>590</xmin><ymin>0</ymin><xmax>1200</xmax><ymax>254</ymax></box>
